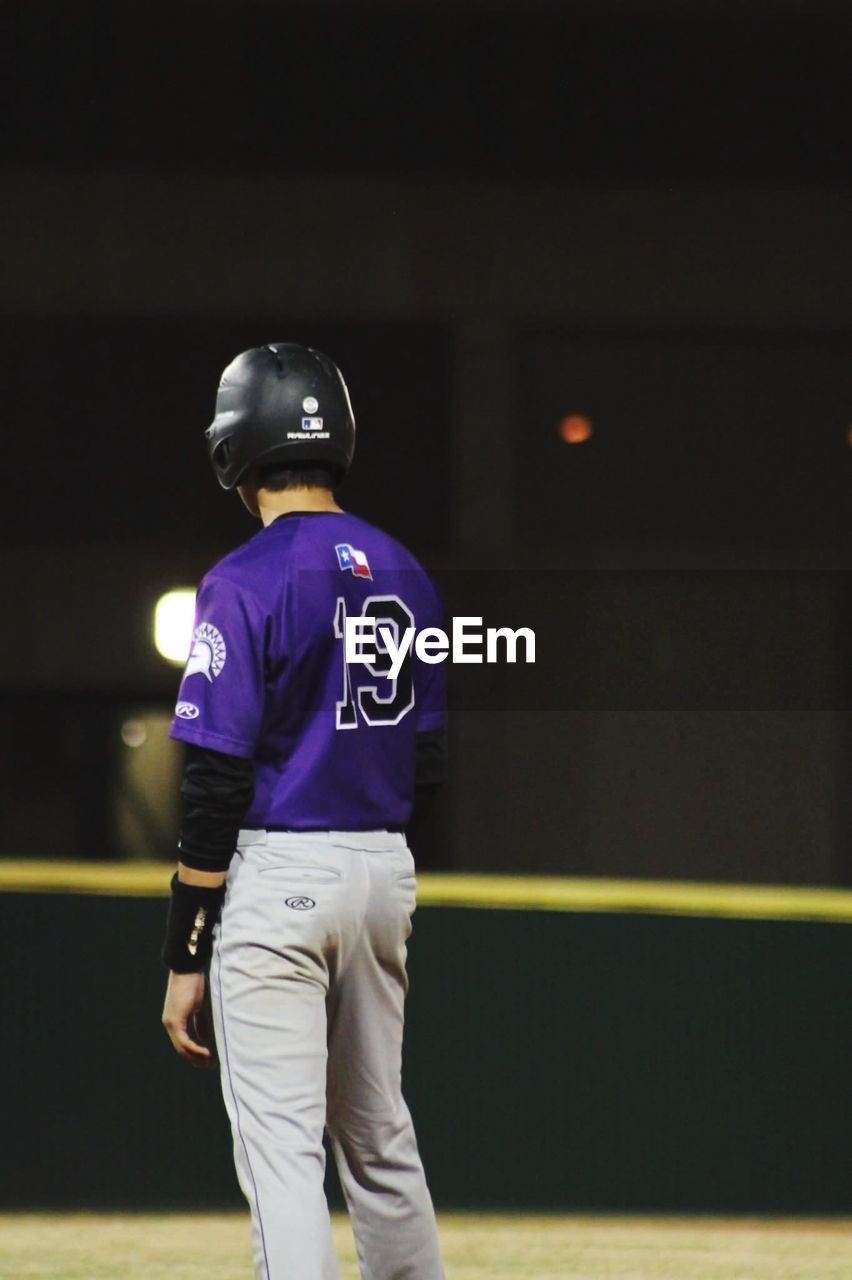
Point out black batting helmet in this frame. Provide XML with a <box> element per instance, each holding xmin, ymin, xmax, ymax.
<box><xmin>205</xmin><ymin>342</ymin><xmax>356</xmax><ymax>489</ymax></box>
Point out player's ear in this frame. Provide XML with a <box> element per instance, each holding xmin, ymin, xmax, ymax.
<box><xmin>237</xmin><ymin>481</ymin><xmax>261</xmax><ymax>519</ymax></box>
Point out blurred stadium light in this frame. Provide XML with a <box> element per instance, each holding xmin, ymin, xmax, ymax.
<box><xmin>154</xmin><ymin>590</ymin><xmax>196</xmax><ymax>665</ymax></box>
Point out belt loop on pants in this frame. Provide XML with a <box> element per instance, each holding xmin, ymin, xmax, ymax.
<box><xmin>236</xmin><ymin>828</ymin><xmax>269</xmax><ymax>848</ymax></box>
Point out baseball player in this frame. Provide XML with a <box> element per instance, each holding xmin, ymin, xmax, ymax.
<box><xmin>160</xmin><ymin>343</ymin><xmax>448</xmax><ymax>1280</ymax></box>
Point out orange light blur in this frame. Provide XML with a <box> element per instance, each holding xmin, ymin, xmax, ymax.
<box><xmin>559</xmin><ymin>414</ymin><xmax>593</xmax><ymax>444</ymax></box>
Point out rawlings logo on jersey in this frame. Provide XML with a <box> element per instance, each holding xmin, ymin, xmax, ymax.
<box><xmin>175</xmin><ymin>701</ymin><xmax>200</xmax><ymax>719</ymax></box>
<box><xmin>335</xmin><ymin>543</ymin><xmax>372</xmax><ymax>580</ymax></box>
<box><xmin>184</xmin><ymin>622</ymin><xmax>227</xmax><ymax>682</ymax></box>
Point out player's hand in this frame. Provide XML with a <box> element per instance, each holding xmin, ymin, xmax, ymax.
<box><xmin>162</xmin><ymin>970</ymin><xmax>217</xmax><ymax>1069</ymax></box>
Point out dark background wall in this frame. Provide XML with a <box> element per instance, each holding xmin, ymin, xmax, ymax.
<box><xmin>1</xmin><ymin>0</ymin><xmax>850</xmax><ymax>883</ymax></box>
<box><xmin>5</xmin><ymin>889</ymin><xmax>852</xmax><ymax>1214</ymax></box>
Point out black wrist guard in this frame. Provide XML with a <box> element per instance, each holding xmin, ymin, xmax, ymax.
<box><xmin>161</xmin><ymin>873</ymin><xmax>226</xmax><ymax>973</ymax></box>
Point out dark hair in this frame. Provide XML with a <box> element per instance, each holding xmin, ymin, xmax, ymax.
<box><xmin>254</xmin><ymin>463</ymin><xmax>337</xmax><ymax>492</ymax></box>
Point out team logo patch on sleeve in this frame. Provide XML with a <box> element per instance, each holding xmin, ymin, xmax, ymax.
<box><xmin>184</xmin><ymin>622</ymin><xmax>227</xmax><ymax>682</ymax></box>
<box><xmin>335</xmin><ymin>543</ymin><xmax>372</xmax><ymax>580</ymax></box>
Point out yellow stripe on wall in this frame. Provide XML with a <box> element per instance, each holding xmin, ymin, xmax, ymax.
<box><xmin>1</xmin><ymin>859</ymin><xmax>852</xmax><ymax>923</ymax></box>
<box><xmin>0</xmin><ymin>860</ymin><xmax>171</xmax><ymax>898</ymax></box>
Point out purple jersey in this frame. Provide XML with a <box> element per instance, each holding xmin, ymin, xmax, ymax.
<box><xmin>169</xmin><ymin>512</ymin><xmax>446</xmax><ymax>830</ymax></box>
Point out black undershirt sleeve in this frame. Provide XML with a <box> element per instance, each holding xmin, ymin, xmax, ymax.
<box><xmin>407</xmin><ymin>725</ymin><xmax>448</xmax><ymax>850</ymax></box>
<box><xmin>177</xmin><ymin>743</ymin><xmax>256</xmax><ymax>873</ymax></box>
<box><xmin>414</xmin><ymin>724</ymin><xmax>449</xmax><ymax>789</ymax></box>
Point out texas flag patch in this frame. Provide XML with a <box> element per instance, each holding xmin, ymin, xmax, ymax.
<box><xmin>335</xmin><ymin>543</ymin><xmax>373</xmax><ymax>580</ymax></box>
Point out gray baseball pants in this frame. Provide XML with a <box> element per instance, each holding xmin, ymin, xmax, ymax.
<box><xmin>210</xmin><ymin>829</ymin><xmax>445</xmax><ymax>1280</ymax></box>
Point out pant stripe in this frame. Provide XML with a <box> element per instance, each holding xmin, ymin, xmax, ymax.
<box><xmin>216</xmin><ymin>929</ymin><xmax>272</xmax><ymax>1280</ymax></box>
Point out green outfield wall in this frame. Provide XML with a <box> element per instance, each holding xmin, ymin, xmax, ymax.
<box><xmin>2</xmin><ymin>866</ymin><xmax>852</xmax><ymax>1212</ymax></box>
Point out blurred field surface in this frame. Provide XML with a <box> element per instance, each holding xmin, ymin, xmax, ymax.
<box><xmin>4</xmin><ymin>1212</ymin><xmax>852</xmax><ymax>1279</ymax></box>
